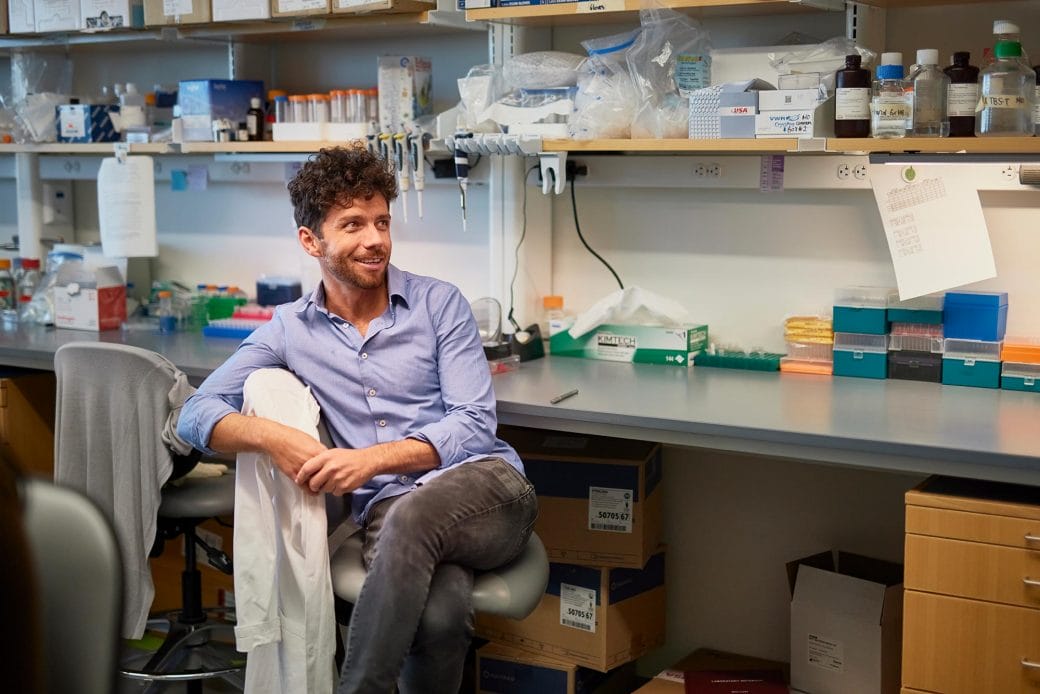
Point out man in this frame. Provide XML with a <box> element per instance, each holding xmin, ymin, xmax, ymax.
<box><xmin>178</xmin><ymin>146</ymin><xmax>537</xmax><ymax>694</ymax></box>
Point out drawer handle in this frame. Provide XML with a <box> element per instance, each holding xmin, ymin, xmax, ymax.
<box><xmin>1026</xmin><ymin>534</ymin><xmax>1040</xmax><ymax>545</ymax></box>
<box><xmin>1022</xmin><ymin>659</ymin><xmax>1040</xmax><ymax>670</ymax></box>
<box><xmin>1025</xmin><ymin>577</ymin><xmax>1040</xmax><ymax>588</ymax></box>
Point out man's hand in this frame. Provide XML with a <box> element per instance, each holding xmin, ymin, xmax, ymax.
<box><xmin>264</xmin><ymin>422</ymin><xmax>329</xmax><ymax>481</ymax></box>
<box><xmin>295</xmin><ymin>448</ymin><xmax>379</xmax><ymax>496</ymax></box>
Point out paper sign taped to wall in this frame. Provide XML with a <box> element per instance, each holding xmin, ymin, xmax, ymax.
<box><xmin>870</xmin><ymin>164</ymin><xmax>995</xmax><ymax>300</ymax></box>
<box><xmin>98</xmin><ymin>155</ymin><xmax>159</xmax><ymax>258</ymax></box>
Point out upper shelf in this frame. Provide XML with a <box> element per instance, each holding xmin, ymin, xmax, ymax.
<box><xmin>465</xmin><ymin>0</ymin><xmax>994</xmax><ymax>24</ymax></box>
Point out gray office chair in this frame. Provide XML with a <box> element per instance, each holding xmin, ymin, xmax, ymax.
<box><xmin>22</xmin><ymin>476</ymin><xmax>123</xmax><ymax>694</ymax></box>
<box><xmin>330</xmin><ymin>529</ymin><xmax>550</xmax><ymax>622</ymax></box>
<box><xmin>53</xmin><ymin>342</ymin><xmax>243</xmax><ymax>693</ymax></box>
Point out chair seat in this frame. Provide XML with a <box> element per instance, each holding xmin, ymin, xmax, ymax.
<box><xmin>158</xmin><ymin>472</ymin><xmax>236</xmax><ymax>519</ymax></box>
<box><xmin>330</xmin><ymin>532</ymin><xmax>549</xmax><ymax>621</ymax></box>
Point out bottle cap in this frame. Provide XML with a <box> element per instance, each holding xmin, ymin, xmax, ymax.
<box><xmin>0</xmin><ymin>258</ymin><xmax>11</xmax><ymax>270</ymax></box>
<box><xmin>876</xmin><ymin>64</ymin><xmax>905</xmax><ymax>80</ymax></box>
<box><xmin>542</xmin><ymin>295</ymin><xmax>564</xmax><ymax>310</ymax></box>
<box><xmin>250</xmin><ymin>97</ymin><xmax>261</xmax><ymax>108</ymax></box>
<box><xmin>952</xmin><ymin>51</ymin><xmax>971</xmax><ymax>65</ymax></box>
<box><xmin>993</xmin><ymin>20</ymin><xmax>1020</xmax><ymax>35</ymax></box>
<box><xmin>845</xmin><ymin>54</ymin><xmax>862</xmax><ymax>68</ymax></box>
<box><xmin>881</xmin><ymin>52</ymin><xmax>903</xmax><ymax>66</ymax></box>
<box><xmin>916</xmin><ymin>49</ymin><xmax>939</xmax><ymax>65</ymax></box>
<box><xmin>994</xmin><ymin>40</ymin><xmax>1023</xmax><ymax>59</ymax></box>
<box><xmin>158</xmin><ymin>290</ymin><xmax>172</xmax><ymax>298</ymax></box>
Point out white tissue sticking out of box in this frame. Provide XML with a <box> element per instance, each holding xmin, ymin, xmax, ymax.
<box><xmin>568</xmin><ymin>286</ymin><xmax>694</xmax><ymax>339</ymax></box>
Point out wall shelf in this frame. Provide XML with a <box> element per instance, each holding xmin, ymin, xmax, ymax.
<box><xmin>539</xmin><ymin>137</ymin><xmax>1040</xmax><ymax>156</ymax></box>
<box><xmin>0</xmin><ymin>143</ymin><xmax>173</xmax><ymax>154</ymax></box>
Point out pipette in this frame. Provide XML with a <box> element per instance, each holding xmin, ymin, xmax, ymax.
<box><xmin>409</xmin><ymin>126</ymin><xmax>426</xmax><ymax>218</ymax></box>
<box><xmin>377</xmin><ymin>131</ymin><xmax>396</xmax><ymax>215</ymax></box>
<box><xmin>453</xmin><ymin>130</ymin><xmax>472</xmax><ymax>232</ymax></box>
<box><xmin>394</xmin><ymin>129</ymin><xmax>410</xmax><ymax>223</ymax></box>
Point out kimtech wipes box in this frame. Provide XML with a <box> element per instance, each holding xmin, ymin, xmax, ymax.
<box><xmin>499</xmin><ymin>425</ymin><xmax>662</xmax><ymax>570</ymax></box>
<box><xmin>787</xmin><ymin>550</ymin><xmax>903</xmax><ymax>694</ymax></box>
<box><xmin>475</xmin><ymin>549</ymin><xmax>666</xmax><ymax>673</ymax></box>
<box><xmin>550</xmin><ymin>323</ymin><xmax>708</xmax><ymax>367</ymax></box>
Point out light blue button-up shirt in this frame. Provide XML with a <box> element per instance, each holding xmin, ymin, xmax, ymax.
<box><xmin>177</xmin><ymin>264</ymin><xmax>523</xmax><ymax>522</ymax></box>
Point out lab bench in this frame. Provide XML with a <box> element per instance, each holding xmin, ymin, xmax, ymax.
<box><xmin>3</xmin><ymin>323</ymin><xmax>1039</xmax><ymax>486</ymax></box>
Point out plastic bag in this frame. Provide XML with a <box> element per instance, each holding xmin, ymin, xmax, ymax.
<box><xmin>457</xmin><ymin>64</ymin><xmax>505</xmax><ymax>131</ymax></box>
<box><xmin>1</xmin><ymin>53</ymin><xmax>73</xmax><ymax>143</ymax></box>
<box><xmin>568</xmin><ymin>29</ymin><xmax>641</xmax><ymax>140</ymax></box>
<box><xmin>503</xmin><ymin>51</ymin><xmax>585</xmax><ymax>90</ymax></box>
<box><xmin>20</xmin><ymin>249</ymin><xmax>85</xmax><ymax>326</ymax></box>
<box><xmin>625</xmin><ymin>3</ymin><xmax>711</xmax><ymax>138</ymax></box>
<box><xmin>769</xmin><ymin>37</ymin><xmax>877</xmax><ymax>92</ymax></box>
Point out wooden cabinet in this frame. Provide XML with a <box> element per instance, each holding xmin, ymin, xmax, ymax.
<box><xmin>0</xmin><ymin>372</ymin><xmax>55</xmax><ymax>478</ymax></box>
<box><xmin>903</xmin><ymin>477</ymin><xmax>1040</xmax><ymax>694</ymax></box>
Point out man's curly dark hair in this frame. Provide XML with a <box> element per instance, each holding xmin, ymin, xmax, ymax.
<box><xmin>288</xmin><ymin>146</ymin><xmax>399</xmax><ymax>237</ymax></box>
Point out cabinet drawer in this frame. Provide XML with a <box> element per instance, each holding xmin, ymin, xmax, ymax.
<box><xmin>905</xmin><ymin>534</ymin><xmax>1040</xmax><ymax>609</ymax></box>
<box><xmin>903</xmin><ymin>590</ymin><xmax>1040</xmax><ymax>693</ymax></box>
<box><xmin>906</xmin><ymin>504</ymin><xmax>1040</xmax><ymax>550</ymax></box>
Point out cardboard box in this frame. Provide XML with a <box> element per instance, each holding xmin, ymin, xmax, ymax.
<box><xmin>177</xmin><ymin>79</ymin><xmax>264</xmax><ymax>142</ymax></box>
<box><xmin>377</xmin><ymin>55</ymin><xmax>432</xmax><ymax>131</ymax></box>
<box><xmin>56</xmin><ymin>104</ymin><xmax>120</xmax><ymax>143</ymax></box>
<box><xmin>270</xmin><ymin>0</ymin><xmax>328</xmax><ymax>17</ymax></box>
<box><xmin>34</xmin><ymin>0</ymin><xmax>79</xmax><ymax>31</ymax></box>
<box><xmin>755</xmin><ymin>98</ymin><xmax>834</xmax><ymax>139</ymax></box>
<box><xmin>143</xmin><ymin>0</ymin><xmax>210</xmax><ymax>26</ymax></box>
<box><xmin>53</xmin><ymin>266</ymin><xmax>127</xmax><ymax>331</ymax></box>
<box><xmin>634</xmin><ymin>648</ymin><xmax>788</xmax><ymax>693</ymax></box>
<box><xmin>758</xmin><ymin>88</ymin><xmax>824</xmax><ymax>112</ymax></box>
<box><xmin>80</xmin><ymin>0</ymin><xmax>142</xmax><ymax>27</ymax></box>
<box><xmin>475</xmin><ymin>549</ymin><xmax>666</xmax><ymax>673</ymax></box>
<box><xmin>8</xmin><ymin>0</ymin><xmax>35</xmax><ymax>33</ymax></box>
<box><xmin>550</xmin><ymin>322</ymin><xmax>708</xmax><ymax>368</ymax></box>
<box><xmin>787</xmin><ymin>550</ymin><xmax>903</xmax><ymax>694</ymax></box>
<box><xmin>332</xmin><ymin>0</ymin><xmax>431</xmax><ymax>14</ymax></box>
<box><xmin>499</xmin><ymin>425</ymin><xmax>662</xmax><ymax>570</ymax></box>
<box><xmin>718</xmin><ymin>90</ymin><xmax>759</xmax><ymax>139</ymax></box>
<box><xmin>209</xmin><ymin>0</ymin><xmax>267</xmax><ymax>20</ymax></box>
<box><xmin>475</xmin><ymin>641</ymin><xmax>639</xmax><ymax>693</ymax></box>
<box><xmin>0</xmin><ymin>0</ymin><xmax>9</xmax><ymax>32</ymax></box>
<box><xmin>689</xmin><ymin>79</ymin><xmax>772</xmax><ymax>140</ymax></box>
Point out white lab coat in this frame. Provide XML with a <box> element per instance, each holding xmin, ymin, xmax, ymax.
<box><xmin>233</xmin><ymin>369</ymin><xmax>338</xmax><ymax>694</ymax></box>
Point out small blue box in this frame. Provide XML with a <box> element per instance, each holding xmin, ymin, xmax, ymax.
<box><xmin>833</xmin><ymin>306</ymin><xmax>889</xmax><ymax>335</ymax></box>
<box><xmin>833</xmin><ymin>350</ymin><xmax>888</xmax><ymax>379</ymax></box>
<box><xmin>56</xmin><ymin>104</ymin><xmax>120</xmax><ymax>143</ymax></box>
<box><xmin>256</xmin><ymin>277</ymin><xmax>302</xmax><ymax>307</ymax></box>
<box><xmin>942</xmin><ymin>357</ymin><xmax>1001</xmax><ymax>388</ymax></box>
<box><xmin>177</xmin><ymin>79</ymin><xmax>264</xmax><ymax>142</ymax></box>
<box><xmin>943</xmin><ymin>291</ymin><xmax>1008</xmax><ymax>341</ymax></box>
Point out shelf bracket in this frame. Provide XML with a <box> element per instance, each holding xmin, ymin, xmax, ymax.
<box><xmin>113</xmin><ymin>142</ymin><xmax>130</xmax><ymax>164</ymax></box>
<box><xmin>539</xmin><ymin>151</ymin><xmax>566</xmax><ymax>195</ymax></box>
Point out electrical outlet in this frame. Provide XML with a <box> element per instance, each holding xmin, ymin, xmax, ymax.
<box><xmin>853</xmin><ymin>165</ymin><xmax>869</xmax><ymax>181</ymax></box>
<box><xmin>836</xmin><ymin>163</ymin><xmax>852</xmax><ymax>180</ymax></box>
<box><xmin>1001</xmin><ymin>165</ymin><xmax>1018</xmax><ymax>181</ymax></box>
<box><xmin>693</xmin><ymin>162</ymin><xmax>722</xmax><ymax>179</ymax></box>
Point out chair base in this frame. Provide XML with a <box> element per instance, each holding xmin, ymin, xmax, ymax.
<box><xmin>120</xmin><ymin>607</ymin><xmax>245</xmax><ymax>692</ymax></box>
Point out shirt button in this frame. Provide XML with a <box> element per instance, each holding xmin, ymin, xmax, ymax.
<box><xmin>361</xmin><ymin>353</ymin><xmax>368</xmax><ymax>360</ymax></box>
<box><xmin>368</xmin><ymin>388</ymin><xmax>376</xmax><ymax>397</ymax></box>
<box><xmin>398</xmin><ymin>475</ymin><xmax>410</xmax><ymax>484</ymax></box>
<box><xmin>378</xmin><ymin>419</ymin><xmax>386</xmax><ymax>427</ymax></box>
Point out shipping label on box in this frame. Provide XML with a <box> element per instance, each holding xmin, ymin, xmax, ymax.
<box><xmin>377</xmin><ymin>55</ymin><xmax>432</xmax><ymax>130</ymax></box>
<box><xmin>550</xmin><ymin>322</ymin><xmax>708</xmax><ymax>367</ymax></box>
<box><xmin>8</xmin><ymin>0</ymin><xmax>35</xmax><ymax>33</ymax></box>
<box><xmin>211</xmin><ymin>0</ymin><xmax>269</xmax><ymax>20</ymax></box>
<box><xmin>57</xmin><ymin>104</ymin><xmax>120</xmax><ymax>143</ymax></box>
<box><xmin>271</xmin><ymin>0</ymin><xmax>328</xmax><ymax>17</ymax></box>
<box><xmin>80</xmin><ymin>0</ymin><xmax>143</xmax><ymax>28</ymax></box>
<box><xmin>499</xmin><ymin>426</ymin><xmax>662</xmax><ymax>569</ymax></box>
<box><xmin>475</xmin><ymin>550</ymin><xmax>666</xmax><ymax>673</ymax></box>
<box><xmin>54</xmin><ymin>266</ymin><xmax>127</xmax><ymax>331</ymax></box>
<box><xmin>787</xmin><ymin>550</ymin><xmax>903</xmax><ymax>694</ymax></box>
<box><xmin>758</xmin><ymin>88</ymin><xmax>823</xmax><ymax>111</ymax></box>
<box><xmin>755</xmin><ymin>98</ymin><xmax>834</xmax><ymax>139</ymax></box>
<box><xmin>35</xmin><ymin>0</ymin><xmax>80</xmax><ymax>31</ymax></box>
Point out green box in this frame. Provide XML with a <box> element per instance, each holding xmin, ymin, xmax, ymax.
<box><xmin>549</xmin><ymin>323</ymin><xmax>708</xmax><ymax>367</ymax></box>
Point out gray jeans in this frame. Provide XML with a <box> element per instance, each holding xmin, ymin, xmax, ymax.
<box><xmin>337</xmin><ymin>457</ymin><xmax>538</xmax><ymax>694</ymax></box>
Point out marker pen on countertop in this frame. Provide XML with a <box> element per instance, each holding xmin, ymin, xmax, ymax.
<box><xmin>550</xmin><ymin>389</ymin><xmax>579</xmax><ymax>405</ymax></box>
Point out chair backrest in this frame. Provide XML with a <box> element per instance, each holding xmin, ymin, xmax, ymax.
<box><xmin>22</xmin><ymin>477</ymin><xmax>123</xmax><ymax>694</ymax></box>
<box><xmin>53</xmin><ymin>342</ymin><xmax>184</xmax><ymax>639</ymax></box>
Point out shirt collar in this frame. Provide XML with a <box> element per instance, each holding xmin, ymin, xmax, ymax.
<box><xmin>297</xmin><ymin>264</ymin><xmax>410</xmax><ymax>316</ymax></box>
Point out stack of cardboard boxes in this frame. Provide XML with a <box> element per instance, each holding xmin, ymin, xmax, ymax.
<box><xmin>474</xmin><ymin>425</ymin><xmax>666</xmax><ymax>693</ymax></box>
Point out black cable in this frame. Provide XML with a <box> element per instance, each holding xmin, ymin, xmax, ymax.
<box><xmin>570</xmin><ymin>175</ymin><xmax>624</xmax><ymax>290</ymax></box>
<box><xmin>506</xmin><ymin>164</ymin><xmax>540</xmax><ymax>334</ymax></box>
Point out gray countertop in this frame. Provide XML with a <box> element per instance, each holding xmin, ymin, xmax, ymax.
<box><xmin>4</xmin><ymin>325</ymin><xmax>1039</xmax><ymax>485</ymax></box>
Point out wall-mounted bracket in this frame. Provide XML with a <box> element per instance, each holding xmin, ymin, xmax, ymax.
<box><xmin>539</xmin><ymin>151</ymin><xmax>566</xmax><ymax>195</ymax></box>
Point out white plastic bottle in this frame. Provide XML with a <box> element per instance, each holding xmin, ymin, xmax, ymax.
<box><xmin>540</xmin><ymin>295</ymin><xmax>567</xmax><ymax>345</ymax></box>
<box><xmin>977</xmin><ymin>21</ymin><xmax>1036</xmax><ymax>136</ymax></box>
<box><xmin>120</xmin><ymin>82</ymin><xmax>147</xmax><ymax>130</ymax></box>
<box><xmin>911</xmin><ymin>49</ymin><xmax>950</xmax><ymax>137</ymax></box>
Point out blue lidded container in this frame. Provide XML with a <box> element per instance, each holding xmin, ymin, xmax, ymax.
<box><xmin>943</xmin><ymin>291</ymin><xmax>1008</xmax><ymax>341</ymax></box>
